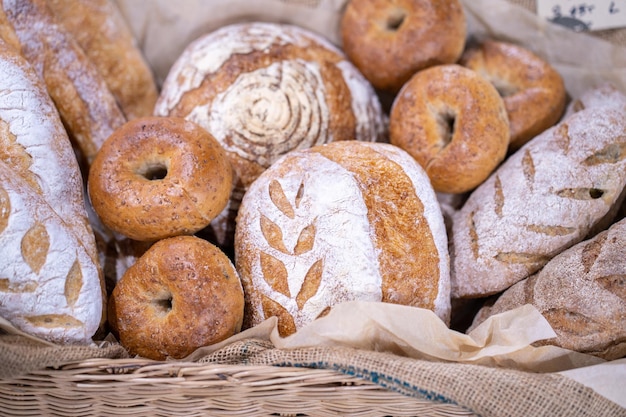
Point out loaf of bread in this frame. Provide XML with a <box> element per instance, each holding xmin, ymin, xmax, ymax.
<box><xmin>0</xmin><ymin>38</ymin><xmax>104</xmax><ymax>344</ymax></box>
<box><xmin>235</xmin><ymin>141</ymin><xmax>450</xmax><ymax>336</ymax></box>
<box><xmin>469</xmin><ymin>218</ymin><xmax>626</xmax><ymax>360</ymax></box>
<box><xmin>450</xmin><ymin>100</ymin><xmax>626</xmax><ymax>298</ymax></box>
<box><xmin>3</xmin><ymin>0</ymin><xmax>126</xmax><ymax>166</ymax></box>
<box><xmin>155</xmin><ymin>21</ymin><xmax>387</xmax><ymax>252</ymax></box>
<box><xmin>45</xmin><ymin>0</ymin><xmax>158</xmax><ymax>120</ymax></box>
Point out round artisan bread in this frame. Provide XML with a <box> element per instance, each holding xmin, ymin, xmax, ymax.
<box><xmin>154</xmin><ymin>21</ymin><xmax>387</xmax><ymax>252</ymax></box>
<box><xmin>459</xmin><ymin>39</ymin><xmax>566</xmax><ymax>151</ymax></box>
<box><xmin>340</xmin><ymin>0</ymin><xmax>467</xmax><ymax>93</ymax></box>
<box><xmin>88</xmin><ymin>116</ymin><xmax>233</xmax><ymax>241</ymax></box>
<box><xmin>235</xmin><ymin>140</ymin><xmax>450</xmax><ymax>336</ymax></box>
<box><xmin>109</xmin><ymin>235</ymin><xmax>245</xmax><ymax>360</ymax></box>
<box><xmin>389</xmin><ymin>64</ymin><xmax>510</xmax><ymax>194</ymax></box>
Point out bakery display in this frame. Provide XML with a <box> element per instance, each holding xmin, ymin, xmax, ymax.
<box><xmin>459</xmin><ymin>39</ymin><xmax>566</xmax><ymax>151</ymax></box>
<box><xmin>469</xmin><ymin>218</ymin><xmax>626</xmax><ymax>361</ymax></box>
<box><xmin>108</xmin><ymin>235</ymin><xmax>244</xmax><ymax>360</ymax></box>
<box><xmin>154</xmin><ymin>21</ymin><xmax>387</xmax><ymax>252</ymax></box>
<box><xmin>0</xmin><ymin>38</ymin><xmax>104</xmax><ymax>344</ymax></box>
<box><xmin>88</xmin><ymin>117</ymin><xmax>233</xmax><ymax>242</ymax></box>
<box><xmin>45</xmin><ymin>0</ymin><xmax>158</xmax><ymax>120</ymax></box>
<box><xmin>340</xmin><ymin>0</ymin><xmax>466</xmax><ymax>93</ymax></box>
<box><xmin>450</xmin><ymin>103</ymin><xmax>626</xmax><ymax>299</ymax></box>
<box><xmin>0</xmin><ymin>0</ymin><xmax>624</xmax><ymax>371</ymax></box>
<box><xmin>389</xmin><ymin>64</ymin><xmax>510</xmax><ymax>194</ymax></box>
<box><xmin>235</xmin><ymin>140</ymin><xmax>450</xmax><ymax>336</ymax></box>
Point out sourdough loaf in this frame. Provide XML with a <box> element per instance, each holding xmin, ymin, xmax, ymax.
<box><xmin>235</xmin><ymin>141</ymin><xmax>450</xmax><ymax>336</ymax></box>
<box><xmin>155</xmin><ymin>21</ymin><xmax>387</xmax><ymax>252</ymax></box>
<box><xmin>0</xmin><ymin>38</ymin><xmax>103</xmax><ymax>343</ymax></box>
<box><xmin>450</xmin><ymin>101</ymin><xmax>626</xmax><ymax>298</ymax></box>
<box><xmin>469</xmin><ymin>218</ymin><xmax>626</xmax><ymax>360</ymax></box>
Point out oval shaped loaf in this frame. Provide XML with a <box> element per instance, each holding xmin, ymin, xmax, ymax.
<box><xmin>235</xmin><ymin>141</ymin><xmax>450</xmax><ymax>336</ymax></box>
<box><xmin>451</xmin><ymin>104</ymin><xmax>626</xmax><ymax>298</ymax></box>
<box><xmin>155</xmin><ymin>21</ymin><xmax>387</xmax><ymax>251</ymax></box>
<box><xmin>469</xmin><ymin>218</ymin><xmax>626</xmax><ymax>360</ymax></box>
<box><xmin>0</xmin><ymin>37</ymin><xmax>104</xmax><ymax>343</ymax></box>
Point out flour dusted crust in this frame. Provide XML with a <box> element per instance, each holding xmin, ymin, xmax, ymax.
<box><xmin>469</xmin><ymin>218</ymin><xmax>626</xmax><ymax>360</ymax></box>
<box><xmin>235</xmin><ymin>141</ymin><xmax>450</xmax><ymax>336</ymax></box>
<box><xmin>45</xmin><ymin>0</ymin><xmax>158</xmax><ymax>120</ymax></box>
<box><xmin>155</xmin><ymin>22</ymin><xmax>387</xmax><ymax>250</ymax></box>
<box><xmin>451</xmin><ymin>105</ymin><xmax>626</xmax><ymax>298</ymax></box>
<box><xmin>3</xmin><ymin>0</ymin><xmax>126</xmax><ymax>166</ymax></box>
<box><xmin>0</xmin><ymin>39</ymin><xmax>103</xmax><ymax>343</ymax></box>
<box><xmin>0</xmin><ymin>162</ymin><xmax>103</xmax><ymax>344</ymax></box>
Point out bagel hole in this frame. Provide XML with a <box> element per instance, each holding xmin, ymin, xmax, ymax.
<box><xmin>436</xmin><ymin>109</ymin><xmax>456</xmax><ymax>149</ymax></box>
<box><xmin>138</xmin><ymin>162</ymin><xmax>168</xmax><ymax>181</ymax></box>
<box><xmin>386</xmin><ymin>9</ymin><xmax>407</xmax><ymax>31</ymax></box>
<box><xmin>153</xmin><ymin>295</ymin><xmax>173</xmax><ymax>315</ymax></box>
<box><xmin>492</xmin><ymin>79</ymin><xmax>519</xmax><ymax>98</ymax></box>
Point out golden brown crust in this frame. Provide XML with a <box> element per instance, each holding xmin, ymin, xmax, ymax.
<box><xmin>459</xmin><ymin>39</ymin><xmax>566</xmax><ymax>150</ymax></box>
<box><xmin>45</xmin><ymin>0</ymin><xmax>158</xmax><ymax>120</ymax></box>
<box><xmin>4</xmin><ymin>0</ymin><xmax>126</xmax><ymax>166</ymax></box>
<box><xmin>109</xmin><ymin>235</ymin><xmax>244</xmax><ymax>360</ymax></box>
<box><xmin>341</xmin><ymin>0</ymin><xmax>467</xmax><ymax>92</ymax></box>
<box><xmin>389</xmin><ymin>64</ymin><xmax>510</xmax><ymax>194</ymax></box>
<box><xmin>88</xmin><ymin>116</ymin><xmax>233</xmax><ymax>242</ymax></box>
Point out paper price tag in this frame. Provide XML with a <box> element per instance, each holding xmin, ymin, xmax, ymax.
<box><xmin>537</xmin><ymin>0</ymin><xmax>626</xmax><ymax>31</ymax></box>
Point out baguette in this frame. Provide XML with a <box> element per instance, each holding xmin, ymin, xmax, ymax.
<box><xmin>45</xmin><ymin>0</ymin><xmax>158</xmax><ymax>120</ymax></box>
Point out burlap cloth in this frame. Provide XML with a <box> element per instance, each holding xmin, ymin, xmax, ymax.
<box><xmin>2</xmin><ymin>313</ymin><xmax>625</xmax><ymax>417</ymax></box>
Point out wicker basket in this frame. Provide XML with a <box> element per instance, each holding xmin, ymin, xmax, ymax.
<box><xmin>0</xmin><ymin>358</ymin><xmax>477</xmax><ymax>417</ymax></box>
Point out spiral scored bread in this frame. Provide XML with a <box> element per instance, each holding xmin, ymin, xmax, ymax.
<box><xmin>450</xmin><ymin>104</ymin><xmax>626</xmax><ymax>299</ymax></box>
<box><xmin>45</xmin><ymin>0</ymin><xmax>158</xmax><ymax>120</ymax></box>
<box><xmin>389</xmin><ymin>64</ymin><xmax>510</xmax><ymax>194</ymax></box>
<box><xmin>0</xmin><ymin>38</ymin><xmax>103</xmax><ymax>344</ymax></box>
<box><xmin>88</xmin><ymin>117</ymin><xmax>233</xmax><ymax>242</ymax></box>
<box><xmin>459</xmin><ymin>39</ymin><xmax>566</xmax><ymax>151</ymax></box>
<box><xmin>468</xmin><ymin>218</ymin><xmax>626</xmax><ymax>361</ymax></box>
<box><xmin>340</xmin><ymin>0</ymin><xmax>467</xmax><ymax>93</ymax></box>
<box><xmin>154</xmin><ymin>21</ymin><xmax>387</xmax><ymax>250</ymax></box>
<box><xmin>3</xmin><ymin>0</ymin><xmax>127</xmax><ymax>166</ymax></box>
<box><xmin>109</xmin><ymin>235</ymin><xmax>245</xmax><ymax>360</ymax></box>
<box><xmin>235</xmin><ymin>141</ymin><xmax>450</xmax><ymax>336</ymax></box>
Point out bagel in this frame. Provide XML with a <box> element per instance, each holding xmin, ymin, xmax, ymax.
<box><xmin>459</xmin><ymin>39</ymin><xmax>566</xmax><ymax>150</ymax></box>
<box><xmin>88</xmin><ymin>117</ymin><xmax>233</xmax><ymax>241</ymax></box>
<box><xmin>109</xmin><ymin>235</ymin><xmax>244</xmax><ymax>360</ymax></box>
<box><xmin>340</xmin><ymin>0</ymin><xmax>466</xmax><ymax>93</ymax></box>
<box><xmin>389</xmin><ymin>64</ymin><xmax>510</xmax><ymax>194</ymax></box>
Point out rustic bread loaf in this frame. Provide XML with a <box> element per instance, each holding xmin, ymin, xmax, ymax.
<box><xmin>154</xmin><ymin>21</ymin><xmax>387</xmax><ymax>252</ymax></box>
<box><xmin>45</xmin><ymin>0</ymin><xmax>158</xmax><ymax>120</ymax></box>
<box><xmin>469</xmin><ymin>218</ymin><xmax>626</xmax><ymax>360</ymax></box>
<box><xmin>450</xmin><ymin>103</ymin><xmax>626</xmax><ymax>298</ymax></box>
<box><xmin>235</xmin><ymin>141</ymin><xmax>450</xmax><ymax>336</ymax></box>
<box><xmin>0</xmin><ymin>38</ymin><xmax>104</xmax><ymax>343</ymax></box>
<box><xmin>3</xmin><ymin>0</ymin><xmax>126</xmax><ymax>166</ymax></box>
